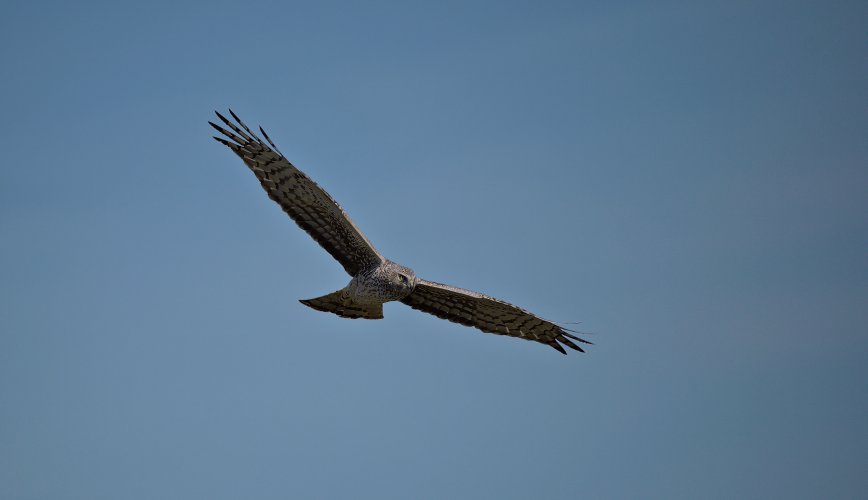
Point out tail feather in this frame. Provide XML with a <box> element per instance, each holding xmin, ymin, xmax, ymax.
<box><xmin>299</xmin><ymin>289</ymin><xmax>383</xmax><ymax>319</ymax></box>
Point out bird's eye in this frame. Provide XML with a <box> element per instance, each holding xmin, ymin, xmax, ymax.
<box><xmin>399</xmin><ymin>274</ymin><xmax>408</xmax><ymax>283</ymax></box>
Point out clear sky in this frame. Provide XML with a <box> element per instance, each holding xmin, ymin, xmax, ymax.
<box><xmin>1</xmin><ymin>1</ymin><xmax>866</xmax><ymax>498</ymax></box>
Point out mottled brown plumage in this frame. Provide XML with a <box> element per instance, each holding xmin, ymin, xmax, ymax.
<box><xmin>211</xmin><ymin>110</ymin><xmax>591</xmax><ymax>354</ymax></box>
<box><xmin>211</xmin><ymin>110</ymin><xmax>382</xmax><ymax>276</ymax></box>
<box><xmin>401</xmin><ymin>280</ymin><xmax>589</xmax><ymax>354</ymax></box>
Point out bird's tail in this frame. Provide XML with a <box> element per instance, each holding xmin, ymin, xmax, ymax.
<box><xmin>299</xmin><ymin>289</ymin><xmax>383</xmax><ymax>320</ymax></box>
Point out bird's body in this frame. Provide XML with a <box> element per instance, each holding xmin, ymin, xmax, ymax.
<box><xmin>345</xmin><ymin>260</ymin><xmax>417</xmax><ymax>305</ymax></box>
<box><xmin>211</xmin><ymin>110</ymin><xmax>591</xmax><ymax>354</ymax></box>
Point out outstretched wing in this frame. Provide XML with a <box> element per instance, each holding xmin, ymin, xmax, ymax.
<box><xmin>401</xmin><ymin>279</ymin><xmax>591</xmax><ymax>354</ymax></box>
<box><xmin>210</xmin><ymin>110</ymin><xmax>383</xmax><ymax>276</ymax></box>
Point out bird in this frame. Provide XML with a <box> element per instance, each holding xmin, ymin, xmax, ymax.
<box><xmin>210</xmin><ymin>110</ymin><xmax>591</xmax><ymax>354</ymax></box>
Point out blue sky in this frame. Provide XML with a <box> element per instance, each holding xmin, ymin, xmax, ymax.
<box><xmin>1</xmin><ymin>1</ymin><xmax>866</xmax><ymax>498</ymax></box>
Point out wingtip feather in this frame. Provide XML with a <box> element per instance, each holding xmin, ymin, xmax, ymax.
<box><xmin>214</xmin><ymin>110</ymin><xmax>229</xmax><ymax>123</ymax></box>
<box><xmin>208</xmin><ymin>120</ymin><xmax>228</xmax><ymax>135</ymax></box>
<box><xmin>558</xmin><ymin>336</ymin><xmax>585</xmax><ymax>353</ymax></box>
<box><xmin>259</xmin><ymin>126</ymin><xmax>279</xmax><ymax>150</ymax></box>
<box><xmin>561</xmin><ymin>330</ymin><xmax>593</xmax><ymax>344</ymax></box>
<box><xmin>550</xmin><ymin>342</ymin><xmax>568</xmax><ymax>355</ymax></box>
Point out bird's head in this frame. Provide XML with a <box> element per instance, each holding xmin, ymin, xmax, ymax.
<box><xmin>386</xmin><ymin>260</ymin><xmax>417</xmax><ymax>297</ymax></box>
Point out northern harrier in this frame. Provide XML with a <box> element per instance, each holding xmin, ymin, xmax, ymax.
<box><xmin>211</xmin><ymin>111</ymin><xmax>591</xmax><ymax>354</ymax></box>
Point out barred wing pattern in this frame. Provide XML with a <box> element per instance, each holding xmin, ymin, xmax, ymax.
<box><xmin>210</xmin><ymin>111</ymin><xmax>383</xmax><ymax>276</ymax></box>
<box><xmin>401</xmin><ymin>279</ymin><xmax>591</xmax><ymax>354</ymax></box>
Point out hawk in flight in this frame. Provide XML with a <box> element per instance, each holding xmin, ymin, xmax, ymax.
<box><xmin>211</xmin><ymin>111</ymin><xmax>591</xmax><ymax>354</ymax></box>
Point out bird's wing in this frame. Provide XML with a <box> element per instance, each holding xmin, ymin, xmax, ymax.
<box><xmin>211</xmin><ymin>110</ymin><xmax>384</xmax><ymax>276</ymax></box>
<box><xmin>400</xmin><ymin>279</ymin><xmax>591</xmax><ymax>354</ymax></box>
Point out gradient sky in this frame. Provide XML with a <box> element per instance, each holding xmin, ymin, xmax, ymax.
<box><xmin>1</xmin><ymin>1</ymin><xmax>866</xmax><ymax>499</ymax></box>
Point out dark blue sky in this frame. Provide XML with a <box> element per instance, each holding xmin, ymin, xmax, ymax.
<box><xmin>2</xmin><ymin>1</ymin><xmax>866</xmax><ymax>498</ymax></box>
